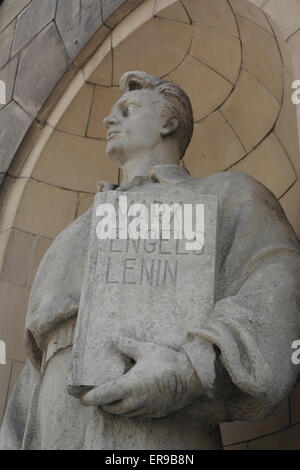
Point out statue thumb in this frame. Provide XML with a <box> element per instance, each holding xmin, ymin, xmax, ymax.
<box><xmin>112</xmin><ymin>336</ymin><xmax>142</xmax><ymax>360</ymax></box>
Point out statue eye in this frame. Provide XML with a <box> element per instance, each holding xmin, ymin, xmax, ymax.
<box><xmin>122</xmin><ymin>106</ymin><xmax>129</xmax><ymax>117</ymax></box>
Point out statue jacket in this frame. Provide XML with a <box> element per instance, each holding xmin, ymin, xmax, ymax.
<box><xmin>5</xmin><ymin>166</ymin><xmax>300</xmax><ymax>429</ymax></box>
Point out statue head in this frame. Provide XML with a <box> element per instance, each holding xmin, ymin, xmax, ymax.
<box><xmin>103</xmin><ymin>71</ymin><xmax>193</xmax><ymax>168</ymax></box>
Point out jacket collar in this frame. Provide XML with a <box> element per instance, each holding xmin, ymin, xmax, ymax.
<box><xmin>97</xmin><ymin>164</ymin><xmax>192</xmax><ymax>192</ymax></box>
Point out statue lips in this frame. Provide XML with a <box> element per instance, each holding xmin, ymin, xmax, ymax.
<box><xmin>107</xmin><ymin>130</ymin><xmax>121</xmax><ymax>141</ymax></box>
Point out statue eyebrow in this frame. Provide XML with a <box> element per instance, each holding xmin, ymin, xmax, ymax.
<box><xmin>118</xmin><ymin>99</ymin><xmax>142</xmax><ymax>109</ymax></box>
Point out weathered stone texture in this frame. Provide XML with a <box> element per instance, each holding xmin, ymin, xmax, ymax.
<box><xmin>12</xmin><ymin>0</ymin><xmax>57</xmax><ymax>55</ymax></box>
<box><xmin>102</xmin><ymin>0</ymin><xmax>145</xmax><ymax>27</ymax></box>
<box><xmin>0</xmin><ymin>0</ymin><xmax>31</xmax><ymax>33</ymax></box>
<box><xmin>0</xmin><ymin>281</ymin><xmax>30</xmax><ymax>362</ymax></box>
<box><xmin>0</xmin><ymin>55</ymin><xmax>18</xmax><ymax>111</ymax></box>
<box><xmin>14</xmin><ymin>22</ymin><xmax>69</xmax><ymax>116</ymax></box>
<box><xmin>0</xmin><ymin>228</ymin><xmax>36</xmax><ymax>287</ymax></box>
<box><xmin>0</xmin><ymin>20</ymin><xmax>15</xmax><ymax>69</ymax></box>
<box><xmin>102</xmin><ymin>0</ymin><xmax>126</xmax><ymax>21</ymax></box>
<box><xmin>0</xmin><ymin>101</ymin><xmax>32</xmax><ymax>173</ymax></box>
<box><xmin>56</xmin><ymin>0</ymin><xmax>103</xmax><ymax>60</ymax></box>
<box><xmin>0</xmin><ymin>361</ymin><xmax>12</xmax><ymax>423</ymax></box>
<box><xmin>264</xmin><ymin>0</ymin><xmax>300</xmax><ymax>39</ymax></box>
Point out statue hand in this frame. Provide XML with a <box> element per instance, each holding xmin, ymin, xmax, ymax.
<box><xmin>80</xmin><ymin>336</ymin><xmax>203</xmax><ymax>418</ymax></box>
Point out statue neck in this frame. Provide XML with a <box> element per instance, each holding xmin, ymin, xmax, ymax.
<box><xmin>120</xmin><ymin>147</ymin><xmax>181</xmax><ymax>184</ymax></box>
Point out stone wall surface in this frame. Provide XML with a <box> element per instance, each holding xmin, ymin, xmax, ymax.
<box><xmin>0</xmin><ymin>0</ymin><xmax>300</xmax><ymax>450</ymax></box>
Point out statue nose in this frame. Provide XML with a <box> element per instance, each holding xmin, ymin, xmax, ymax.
<box><xmin>103</xmin><ymin>114</ymin><xmax>118</xmax><ymax>128</ymax></box>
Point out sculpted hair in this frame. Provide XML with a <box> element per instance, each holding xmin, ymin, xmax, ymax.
<box><xmin>120</xmin><ymin>71</ymin><xmax>194</xmax><ymax>158</ymax></box>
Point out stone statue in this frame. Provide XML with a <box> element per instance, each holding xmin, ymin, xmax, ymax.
<box><xmin>1</xmin><ymin>71</ymin><xmax>300</xmax><ymax>450</ymax></box>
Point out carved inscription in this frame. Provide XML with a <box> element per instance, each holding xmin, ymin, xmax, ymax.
<box><xmin>70</xmin><ymin>189</ymin><xmax>218</xmax><ymax>392</ymax></box>
<box><xmin>104</xmin><ymin>238</ymin><xmax>196</xmax><ymax>287</ymax></box>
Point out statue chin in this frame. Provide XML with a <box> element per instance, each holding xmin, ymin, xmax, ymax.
<box><xmin>106</xmin><ymin>145</ymin><xmax>121</xmax><ymax>164</ymax></box>
<box><xmin>106</xmin><ymin>142</ymin><xmax>128</xmax><ymax>166</ymax></box>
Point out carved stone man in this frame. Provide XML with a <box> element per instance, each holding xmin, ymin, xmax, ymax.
<box><xmin>1</xmin><ymin>71</ymin><xmax>300</xmax><ymax>450</ymax></box>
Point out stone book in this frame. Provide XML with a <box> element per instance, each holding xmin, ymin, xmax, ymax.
<box><xmin>69</xmin><ymin>187</ymin><xmax>218</xmax><ymax>397</ymax></box>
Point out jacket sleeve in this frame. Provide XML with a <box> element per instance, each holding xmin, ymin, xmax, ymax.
<box><xmin>182</xmin><ymin>176</ymin><xmax>300</xmax><ymax>422</ymax></box>
<box><xmin>0</xmin><ymin>361</ymin><xmax>40</xmax><ymax>449</ymax></box>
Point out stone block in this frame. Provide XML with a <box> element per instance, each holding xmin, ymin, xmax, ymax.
<box><xmin>0</xmin><ymin>360</ymin><xmax>12</xmax><ymax>424</ymax></box>
<box><xmin>248</xmin><ymin>0</ymin><xmax>266</xmax><ymax>7</ymax></box>
<box><xmin>88</xmin><ymin>51</ymin><xmax>112</xmax><ymax>86</ymax></box>
<box><xmin>14</xmin><ymin>179</ymin><xmax>78</xmax><ymax>238</ymax></box>
<box><xmin>0</xmin><ymin>228</ymin><xmax>35</xmax><ymax>286</ymax></box>
<box><xmin>0</xmin><ymin>281</ymin><xmax>30</xmax><ymax>361</ymax></box>
<box><xmin>102</xmin><ymin>0</ymin><xmax>125</xmax><ymax>21</ymax></box>
<box><xmin>111</xmin><ymin>0</ymin><xmax>154</xmax><ymax>48</ymax></box>
<box><xmin>191</xmin><ymin>24</ymin><xmax>241</xmax><ymax>84</ymax></box>
<box><xmin>184</xmin><ymin>111</ymin><xmax>245</xmax><ymax>177</ymax></box>
<box><xmin>12</xmin><ymin>0</ymin><xmax>57</xmax><ymax>55</ymax></box>
<box><xmin>87</xmin><ymin>86</ymin><xmax>122</xmax><ymax>139</ymax></box>
<box><xmin>0</xmin><ymin>55</ymin><xmax>19</xmax><ymax>111</ymax></box>
<box><xmin>288</xmin><ymin>28</ymin><xmax>300</xmax><ymax>77</ymax></box>
<box><xmin>7</xmin><ymin>120</ymin><xmax>44</xmax><ymax>178</ymax></box>
<box><xmin>77</xmin><ymin>193</ymin><xmax>94</xmax><ymax>217</ymax></box>
<box><xmin>0</xmin><ymin>0</ymin><xmax>31</xmax><ymax>33</ymax></box>
<box><xmin>229</xmin><ymin>0</ymin><xmax>273</xmax><ymax>34</ymax></box>
<box><xmin>37</xmin><ymin>67</ymin><xmax>78</xmax><ymax>124</ymax></box>
<box><xmin>233</xmin><ymin>133</ymin><xmax>296</xmax><ymax>198</ymax></box>
<box><xmin>0</xmin><ymin>176</ymin><xmax>27</xmax><ymax>233</ymax></box>
<box><xmin>73</xmin><ymin>24</ymin><xmax>110</xmax><ymax>67</ymax></box>
<box><xmin>102</xmin><ymin>0</ymin><xmax>145</xmax><ymax>28</ymax></box>
<box><xmin>57</xmin><ymin>83</ymin><xmax>94</xmax><ymax>136</ymax></box>
<box><xmin>56</xmin><ymin>0</ymin><xmax>102</xmax><ymax>61</ymax></box>
<box><xmin>32</xmin><ymin>130</ymin><xmax>118</xmax><ymax>192</ymax></box>
<box><xmin>182</xmin><ymin>0</ymin><xmax>238</xmax><ymax>37</ymax></box>
<box><xmin>267</xmin><ymin>15</ymin><xmax>293</xmax><ymax>74</ymax></box>
<box><xmin>0</xmin><ymin>101</ymin><xmax>33</xmax><ymax>173</ymax></box>
<box><xmin>0</xmin><ymin>20</ymin><xmax>16</xmax><ymax>69</ymax></box>
<box><xmin>155</xmin><ymin>1</ymin><xmax>190</xmax><ymax>23</ymax></box>
<box><xmin>14</xmin><ymin>22</ymin><xmax>69</xmax><ymax>116</ymax></box>
<box><xmin>280</xmin><ymin>179</ymin><xmax>300</xmax><ymax>238</ymax></box>
<box><xmin>238</xmin><ymin>16</ymin><xmax>283</xmax><ymax>102</ymax></box>
<box><xmin>154</xmin><ymin>0</ymin><xmax>176</xmax><ymax>14</ymax></box>
<box><xmin>264</xmin><ymin>0</ymin><xmax>300</xmax><ymax>40</ymax></box>
<box><xmin>28</xmin><ymin>236</ymin><xmax>53</xmax><ymax>287</ymax></box>
<box><xmin>274</xmin><ymin>71</ymin><xmax>300</xmax><ymax>175</ymax></box>
<box><xmin>170</xmin><ymin>55</ymin><xmax>233</xmax><ymax>122</ymax></box>
<box><xmin>221</xmin><ymin>70</ymin><xmax>280</xmax><ymax>151</ymax></box>
<box><xmin>0</xmin><ymin>229</ymin><xmax>10</xmax><ymax>270</ymax></box>
<box><xmin>113</xmin><ymin>17</ymin><xmax>191</xmax><ymax>85</ymax></box>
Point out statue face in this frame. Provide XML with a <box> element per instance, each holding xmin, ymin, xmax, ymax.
<box><xmin>104</xmin><ymin>90</ymin><xmax>167</xmax><ymax>165</ymax></box>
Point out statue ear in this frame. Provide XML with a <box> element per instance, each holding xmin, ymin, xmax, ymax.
<box><xmin>160</xmin><ymin>117</ymin><xmax>179</xmax><ymax>137</ymax></box>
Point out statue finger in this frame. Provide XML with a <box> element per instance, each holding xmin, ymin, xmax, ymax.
<box><xmin>102</xmin><ymin>399</ymin><xmax>144</xmax><ymax>416</ymax></box>
<box><xmin>80</xmin><ymin>379</ymin><xmax>127</xmax><ymax>406</ymax></box>
<box><xmin>124</xmin><ymin>407</ymin><xmax>152</xmax><ymax>418</ymax></box>
<box><xmin>112</xmin><ymin>336</ymin><xmax>144</xmax><ymax>360</ymax></box>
